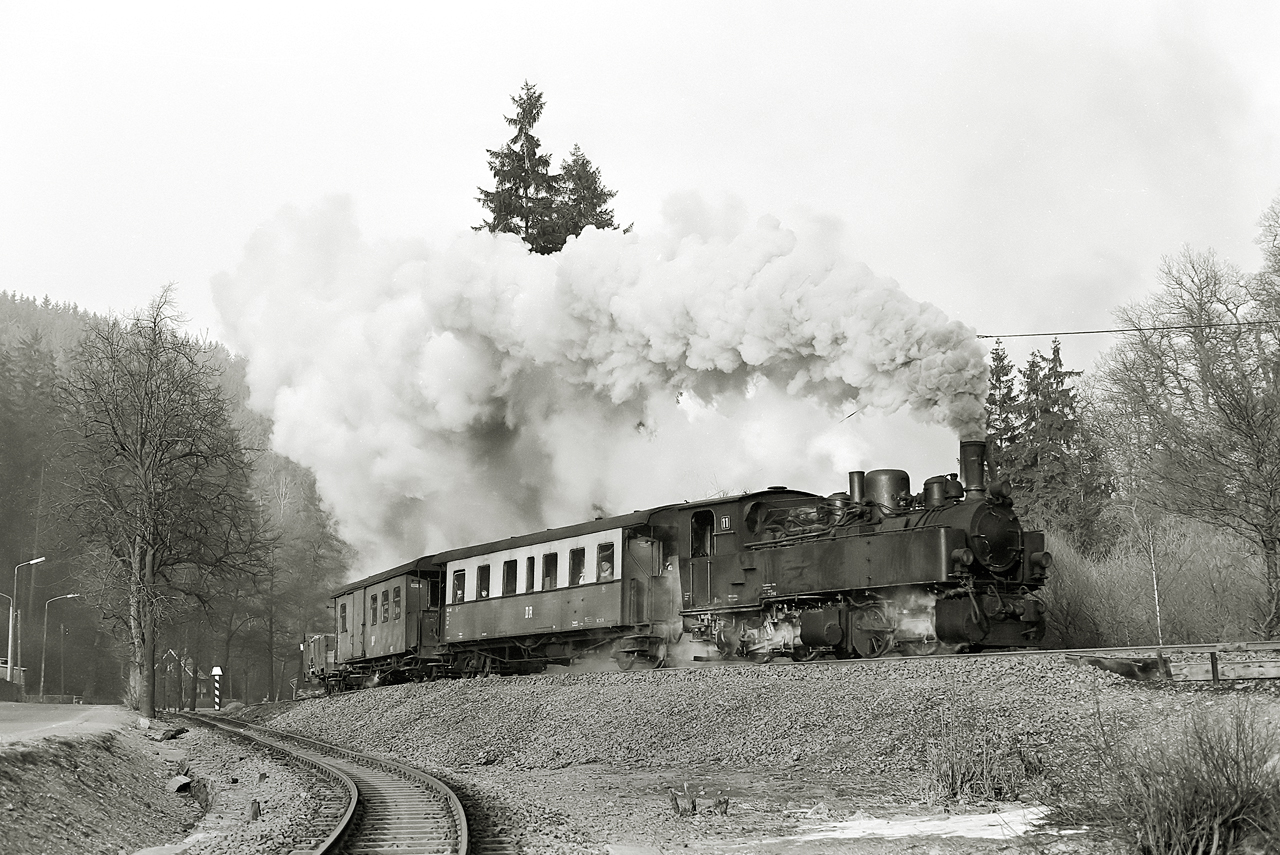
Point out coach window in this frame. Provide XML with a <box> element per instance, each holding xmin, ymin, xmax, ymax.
<box><xmin>543</xmin><ymin>553</ymin><xmax>558</xmax><ymax>589</ymax></box>
<box><xmin>597</xmin><ymin>543</ymin><xmax>615</xmax><ymax>582</ymax></box>
<box><xmin>381</xmin><ymin>590</ymin><xmax>389</xmax><ymax>622</ymax></box>
<box><xmin>453</xmin><ymin>570</ymin><xmax>465</xmax><ymax>603</ymax></box>
<box><xmin>477</xmin><ymin>564</ymin><xmax>491</xmax><ymax>599</ymax></box>
<box><xmin>393</xmin><ymin>586</ymin><xmax>402</xmax><ymax>620</ymax></box>
<box><xmin>502</xmin><ymin>559</ymin><xmax>518</xmax><ymax>596</ymax></box>
<box><xmin>340</xmin><ymin>603</ymin><xmax>347</xmax><ymax>633</ymax></box>
<box><xmin>370</xmin><ymin>594</ymin><xmax>379</xmax><ymax>625</ymax></box>
<box><xmin>569</xmin><ymin>548</ymin><xmax>586</xmax><ymax>586</ymax></box>
<box><xmin>526</xmin><ymin>556</ymin><xmax>536</xmax><ymax>592</ymax></box>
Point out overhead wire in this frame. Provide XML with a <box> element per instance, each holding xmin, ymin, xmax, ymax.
<box><xmin>977</xmin><ymin>319</ymin><xmax>1280</xmax><ymax>339</ymax></box>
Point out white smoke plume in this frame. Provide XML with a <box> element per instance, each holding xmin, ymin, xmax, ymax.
<box><xmin>213</xmin><ymin>194</ymin><xmax>987</xmax><ymax>572</ymax></box>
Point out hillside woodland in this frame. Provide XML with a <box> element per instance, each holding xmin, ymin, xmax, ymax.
<box><xmin>0</xmin><ymin>290</ymin><xmax>350</xmax><ymax>710</ymax></box>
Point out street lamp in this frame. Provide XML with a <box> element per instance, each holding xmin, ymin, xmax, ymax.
<box><xmin>7</xmin><ymin>557</ymin><xmax>45</xmax><ymax>683</ymax></box>
<box><xmin>0</xmin><ymin>592</ymin><xmax>10</xmax><ymax>674</ymax></box>
<box><xmin>40</xmin><ymin>594</ymin><xmax>81</xmax><ymax>699</ymax></box>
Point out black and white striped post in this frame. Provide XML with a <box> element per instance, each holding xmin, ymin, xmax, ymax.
<box><xmin>211</xmin><ymin>664</ymin><xmax>223</xmax><ymax>710</ymax></box>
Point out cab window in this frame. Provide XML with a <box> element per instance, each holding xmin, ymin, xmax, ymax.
<box><xmin>691</xmin><ymin>510</ymin><xmax>715</xmax><ymax>557</ymax></box>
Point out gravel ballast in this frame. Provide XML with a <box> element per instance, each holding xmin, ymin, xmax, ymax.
<box><xmin>257</xmin><ymin>654</ymin><xmax>1233</xmax><ymax>853</ymax></box>
<box><xmin>271</xmin><ymin>656</ymin><xmax>1130</xmax><ymax>773</ymax></box>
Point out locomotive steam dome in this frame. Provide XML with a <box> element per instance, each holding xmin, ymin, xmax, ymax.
<box><xmin>968</xmin><ymin>503</ymin><xmax>1021</xmax><ymax>572</ymax></box>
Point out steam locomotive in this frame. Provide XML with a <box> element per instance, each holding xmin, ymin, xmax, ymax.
<box><xmin>305</xmin><ymin>440</ymin><xmax>1050</xmax><ymax>685</ymax></box>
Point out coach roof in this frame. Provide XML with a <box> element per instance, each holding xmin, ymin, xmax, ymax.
<box><xmin>430</xmin><ymin>507</ymin><xmax>659</xmax><ymax>566</ymax></box>
<box><xmin>331</xmin><ymin>555</ymin><xmax>434</xmax><ymax>598</ymax></box>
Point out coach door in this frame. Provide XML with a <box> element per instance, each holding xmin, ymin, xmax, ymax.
<box><xmin>416</xmin><ymin>570</ymin><xmax>444</xmax><ymax>648</ymax></box>
<box><xmin>623</xmin><ymin>537</ymin><xmax>657</xmax><ymax>624</ymax></box>
<box><xmin>689</xmin><ymin>509</ymin><xmax>715</xmax><ymax>607</ymax></box>
<box><xmin>336</xmin><ymin>591</ymin><xmax>362</xmax><ymax>661</ymax></box>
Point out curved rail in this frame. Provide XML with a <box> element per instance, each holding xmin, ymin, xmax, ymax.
<box><xmin>247</xmin><ymin>719</ymin><xmax>470</xmax><ymax>855</ymax></box>
<box><xmin>181</xmin><ymin>712</ymin><xmax>468</xmax><ymax>854</ymax></box>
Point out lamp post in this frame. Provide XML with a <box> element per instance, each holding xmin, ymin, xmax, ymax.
<box><xmin>40</xmin><ymin>594</ymin><xmax>80</xmax><ymax>699</ymax></box>
<box><xmin>7</xmin><ymin>557</ymin><xmax>45</xmax><ymax>683</ymax></box>
<box><xmin>0</xmin><ymin>591</ymin><xmax>10</xmax><ymax>676</ymax></box>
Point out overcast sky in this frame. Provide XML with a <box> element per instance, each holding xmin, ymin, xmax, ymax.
<box><xmin>5</xmin><ymin>3</ymin><xmax>1280</xmax><ymax>558</ymax></box>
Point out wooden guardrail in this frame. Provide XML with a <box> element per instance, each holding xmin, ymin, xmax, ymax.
<box><xmin>1064</xmin><ymin>643</ymin><xmax>1280</xmax><ymax>684</ymax></box>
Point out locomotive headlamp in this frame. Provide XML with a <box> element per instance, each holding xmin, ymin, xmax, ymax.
<box><xmin>1031</xmin><ymin>551</ymin><xmax>1053</xmax><ymax>569</ymax></box>
<box><xmin>950</xmin><ymin>548</ymin><xmax>974</xmax><ymax>566</ymax></box>
<box><xmin>989</xmin><ymin>480</ymin><xmax>1013</xmax><ymax>499</ymax></box>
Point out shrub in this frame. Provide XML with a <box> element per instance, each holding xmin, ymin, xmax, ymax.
<box><xmin>923</xmin><ymin>707</ymin><xmax>1036</xmax><ymax>803</ymax></box>
<box><xmin>1061</xmin><ymin>698</ymin><xmax>1280</xmax><ymax>854</ymax></box>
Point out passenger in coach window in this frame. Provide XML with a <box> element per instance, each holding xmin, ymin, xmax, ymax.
<box><xmin>598</xmin><ymin>561</ymin><xmax>614</xmax><ymax>581</ymax></box>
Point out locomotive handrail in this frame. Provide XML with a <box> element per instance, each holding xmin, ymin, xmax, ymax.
<box><xmin>746</xmin><ymin>520</ymin><xmax>954</xmax><ymax>549</ymax></box>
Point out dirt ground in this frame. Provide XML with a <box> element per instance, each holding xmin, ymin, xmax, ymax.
<box><xmin>455</xmin><ymin>761</ymin><xmax>1125</xmax><ymax>855</ymax></box>
<box><xmin>0</xmin><ymin>722</ymin><xmax>199</xmax><ymax>855</ymax></box>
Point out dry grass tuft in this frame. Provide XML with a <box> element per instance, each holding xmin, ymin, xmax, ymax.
<box><xmin>923</xmin><ymin>706</ymin><xmax>1039</xmax><ymax>803</ymax></box>
<box><xmin>1056</xmin><ymin>696</ymin><xmax>1280</xmax><ymax>854</ymax></box>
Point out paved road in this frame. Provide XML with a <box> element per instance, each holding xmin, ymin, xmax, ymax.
<box><xmin>0</xmin><ymin>701</ymin><xmax>134</xmax><ymax>744</ymax></box>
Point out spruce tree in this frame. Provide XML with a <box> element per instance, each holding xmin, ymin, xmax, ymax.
<box><xmin>476</xmin><ymin>84</ymin><xmax>621</xmax><ymax>254</ymax></box>
<box><xmin>475</xmin><ymin>83</ymin><xmax>559</xmax><ymax>254</ymax></box>
<box><xmin>986</xmin><ymin>340</ymin><xmax>1114</xmax><ymax>553</ymax></box>
<box><xmin>984</xmin><ymin>340</ymin><xmax>1018</xmax><ymax>477</ymax></box>
<box><xmin>556</xmin><ymin>144</ymin><xmax>619</xmax><ymax>238</ymax></box>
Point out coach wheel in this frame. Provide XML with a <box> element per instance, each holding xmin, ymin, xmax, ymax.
<box><xmin>849</xmin><ymin>603</ymin><xmax>894</xmax><ymax>658</ymax></box>
<box><xmin>615</xmin><ymin>641</ymin><xmax>666</xmax><ymax>671</ymax></box>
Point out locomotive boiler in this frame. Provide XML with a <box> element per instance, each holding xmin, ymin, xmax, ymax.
<box><xmin>314</xmin><ymin>439</ymin><xmax>1049</xmax><ymax>684</ymax></box>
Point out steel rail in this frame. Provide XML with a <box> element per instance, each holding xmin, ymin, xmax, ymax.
<box><xmin>181</xmin><ymin>711</ymin><xmax>468</xmax><ymax>854</ymax></box>
<box><xmin>244</xmin><ymin>719</ymin><xmax>470</xmax><ymax>855</ymax></box>
<box><xmin>180</xmin><ymin>712</ymin><xmax>360</xmax><ymax>852</ymax></box>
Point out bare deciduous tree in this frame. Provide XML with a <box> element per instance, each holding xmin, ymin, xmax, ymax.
<box><xmin>58</xmin><ymin>287</ymin><xmax>268</xmax><ymax>716</ymax></box>
<box><xmin>1095</xmin><ymin>247</ymin><xmax>1280</xmax><ymax>637</ymax></box>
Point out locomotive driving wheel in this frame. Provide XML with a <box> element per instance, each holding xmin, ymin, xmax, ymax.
<box><xmin>849</xmin><ymin>602</ymin><xmax>895</xmax><ymax>658</ymax></box>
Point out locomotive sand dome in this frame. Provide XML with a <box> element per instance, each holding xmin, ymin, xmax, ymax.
<box><xmin>310</xmin><ymin>440</ymin><xmax>1050</xmax><ymax>686</ymax></box>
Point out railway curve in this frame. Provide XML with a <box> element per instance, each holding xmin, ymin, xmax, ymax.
<box><xmin>181</xmin><ymin>712</ymin><xmax>471</xmax><ymax>854</ymax></box>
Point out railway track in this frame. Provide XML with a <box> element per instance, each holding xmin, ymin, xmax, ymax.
<box><xmin>181</xmin><ymin>712</ymin><xmax>491</xmax><ymax>854</ymax></box>
<box><xmin>736</xmin><ymin>639</ymin><xmax>1280</xmax><ymax>671</ymax></box>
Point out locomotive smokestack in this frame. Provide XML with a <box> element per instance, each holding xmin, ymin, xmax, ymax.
<box><xmin>959</xmin><ymin>441</ymin><xmax>987</xmax><ymax>497</ymax></box>
<box><xmin>849</xmin><ymin>471</ymin><xmax>865</xmax><ymax>504</ymax></box>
